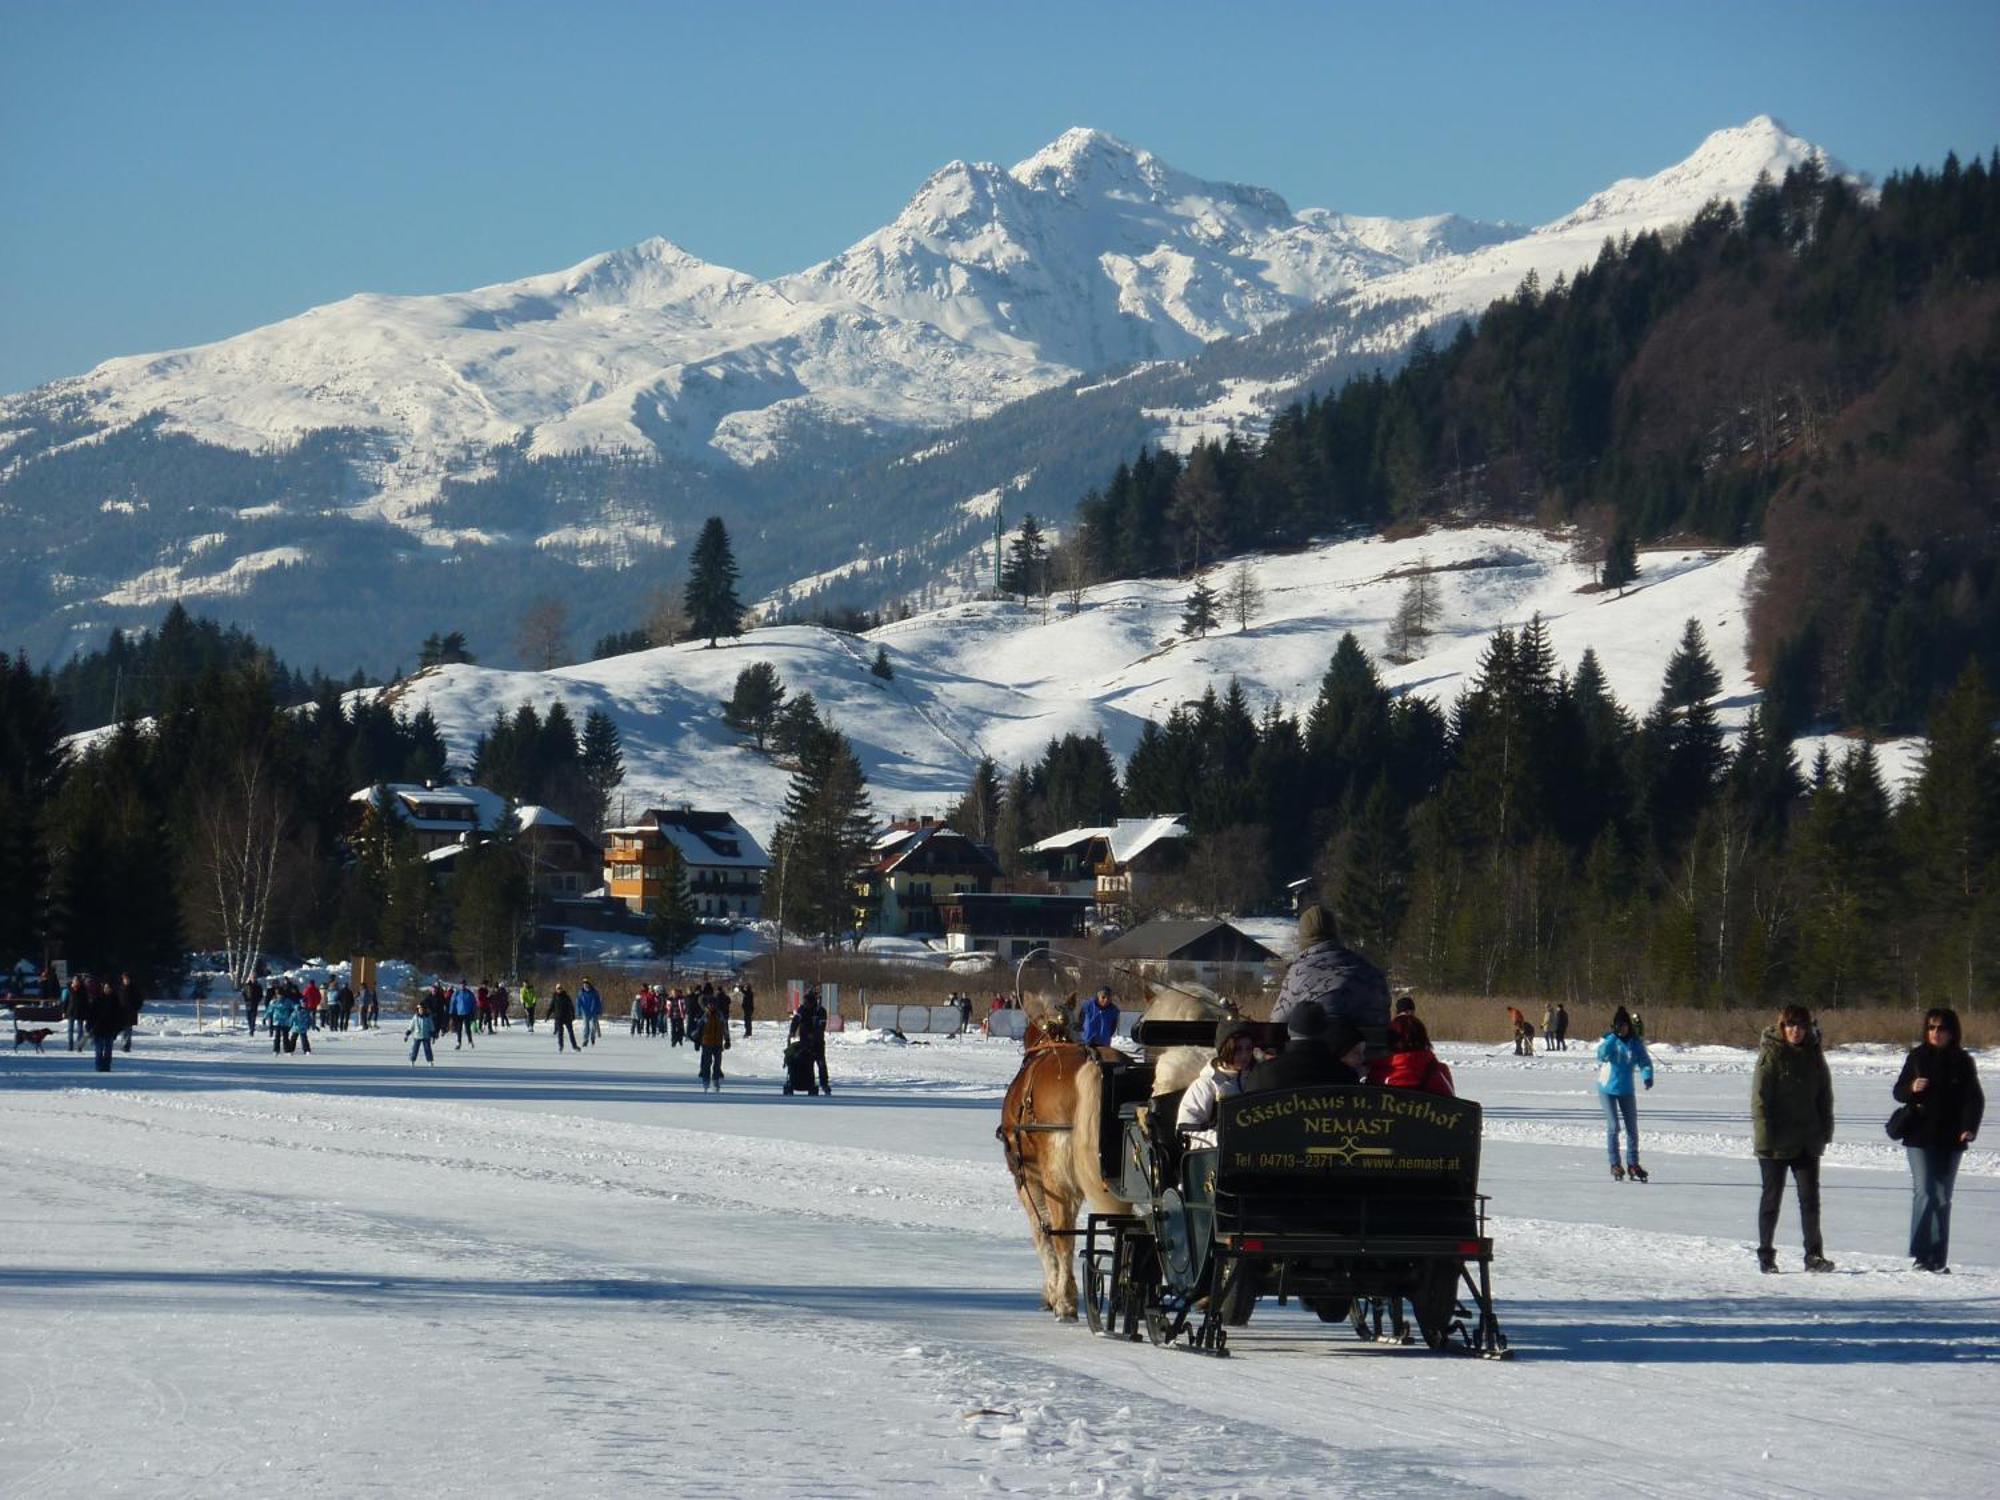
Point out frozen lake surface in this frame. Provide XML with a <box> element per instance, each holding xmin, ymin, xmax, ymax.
<box><xmin>2</xmin><ymin>1012</ymin><xmax>1992</xmax><ymax>1496</ymax></box>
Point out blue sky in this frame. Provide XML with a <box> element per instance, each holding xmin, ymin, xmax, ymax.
<box><xmin>2</xmin><ymin>0</ymin><xmax>1995</xmax><ymax>393</ymax></box>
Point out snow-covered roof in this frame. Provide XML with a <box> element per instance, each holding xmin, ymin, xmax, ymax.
<box><xmin>605</xmin><ymin>808</ymin><xmax>770</xmax><ymax>871</ymax></box>
<box><xmin>1027</xmin><ymin>816</ymin><xmax>1187</xmax><ymax>865</ymax></box>
<box><xmin>351</xmin><ymin>782</ymin><xmax>511</xmax><ymax>834</ymax></box>
<box><xmin>513</xmin><ymin>804</ymin><xmax>576</xmax><ymax>831</ymax></box>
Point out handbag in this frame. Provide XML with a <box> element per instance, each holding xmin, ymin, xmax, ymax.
<box><xmin>1885</xmin><ymin>1103</ymin><xmax>1919</xmax><ymax>1142</ymax></box>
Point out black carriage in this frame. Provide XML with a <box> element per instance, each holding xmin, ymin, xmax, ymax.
<box><xmin>1079</xmin><ymin>1032</ymin><xmax>1509</xmax><ymax>1358</ymax></box>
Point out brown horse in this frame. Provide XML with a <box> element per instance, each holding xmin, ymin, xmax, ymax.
<box><xmin>996</xmin><ymin>997</ymin><xmax>1123</xmax><ymax>1320</ymax></box>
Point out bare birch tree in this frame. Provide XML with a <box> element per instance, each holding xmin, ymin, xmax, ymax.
<box><xmin>194</xmin><ymin>744</ymin><xmax>293</xmax><ymax>988</ymax></box>
<box><xmin>1220</xmin><ymin>560</ymin><xmax>1264</xmax><ymax>633</ymax></box>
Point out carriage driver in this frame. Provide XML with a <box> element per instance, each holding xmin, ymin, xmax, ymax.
<box><xmin>1177</xmin><ymin>1020</ymin><xmax>1257</xmax><ymax>1147</ymax></box>
<box><xmin>1079</xmin><ymin>986</ymin><xmax>1121</xmax><ymax>1049</ymax></box>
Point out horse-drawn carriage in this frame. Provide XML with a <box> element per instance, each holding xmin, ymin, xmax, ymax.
<box><xmin>1001</xmin><ymin>1006</ymin><xmax>1509</xmax><ymax>1359</ymax></box>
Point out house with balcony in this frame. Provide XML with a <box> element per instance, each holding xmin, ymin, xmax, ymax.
<box><xmin>349</xmin><ymin>782</ymin><xmax>511</xmax><ymax>855</ymax></box>
<box><xmin>1022</xmin><ymin>815</ymin><xmax>1189</xmax><ymax>914</ymax></box>
<box><xmin>604</xmin><ymin>807</ymin><xmax>770</xmax><ymax>919</ymax></box>
<box><xmin>858</xmin><ymin>819</ymin><xmax>1003</xmax><ymax>937</ymax></box>
<box><xmin>937</xmin><ymin>892</ymin><xmax>1095</xmax><ymax>961</ymax></box>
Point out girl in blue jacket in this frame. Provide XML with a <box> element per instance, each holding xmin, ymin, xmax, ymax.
<box><xmin>1595</xmin><ymin>1005</ymin><xmax>1655</xmax><ymax>1181</ymax></box>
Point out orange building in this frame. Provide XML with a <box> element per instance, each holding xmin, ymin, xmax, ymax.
<box><xmin>604</xmin><ymin>807</ymin><xmax>770</xmax><ymax>919</ymax></box>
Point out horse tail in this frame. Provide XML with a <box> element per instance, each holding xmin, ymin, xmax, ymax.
<box><xmin>1069</xmin><ymin>1054</ymin><xmax>1127</xmax><ymax>1215</ymax></box>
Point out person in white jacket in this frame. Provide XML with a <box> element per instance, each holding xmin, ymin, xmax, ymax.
<box><xmin>1177</xmin><ymin>1022</ymin><xmax>1258</xmax><ymax>1147</ymax></box>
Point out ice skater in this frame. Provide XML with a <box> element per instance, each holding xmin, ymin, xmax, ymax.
<box><xmin>1596</xmin><ymin>1005</ymin><xmax>1653</xmax><ymax>1181</ymax></box>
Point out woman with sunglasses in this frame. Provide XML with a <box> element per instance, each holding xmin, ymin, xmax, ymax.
<box><xmin>1892</xmin><ymin>1008</ymin><xmax>1984</xmax><ymax>1273</ymax></box>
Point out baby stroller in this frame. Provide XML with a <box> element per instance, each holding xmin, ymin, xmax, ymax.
<box><xmin>782</xmin><ymin>1039</ymin><xmax>820</xmax><ymax>1096</ymax></box>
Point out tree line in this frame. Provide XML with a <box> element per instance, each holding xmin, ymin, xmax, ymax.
<box><xmin>945</xmin><ymin>623</ymin><xmax>1999</xmax><ymax>1009</ymax></box>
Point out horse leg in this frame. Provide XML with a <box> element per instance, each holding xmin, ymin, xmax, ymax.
<box><xmin>1015</xmin><ymin>1180</ymin><xmax>1059</xmax><ymax>1312</ymax></box>
<box><xmin>1048</xmin><ymin>1190</ymin><xmax>1080</xmax><ymax>1321</ymax></box>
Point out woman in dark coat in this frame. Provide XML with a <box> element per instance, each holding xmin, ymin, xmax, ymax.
<box><xmin>1893</xmin><ymin>1007</ymin><xmax>1984</xmax><ymax>1272</ymax></box>
<box><xmin>1752</xmin><ymin>1005</ymin><xmax>1835</xmax><ymax>1273</ymax></box>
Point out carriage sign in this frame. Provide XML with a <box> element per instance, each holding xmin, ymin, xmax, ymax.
<box><xmin>1216</xmin><ymin>1085</ymin><xmax>1481</xmax><ymax>1181</ymax></box>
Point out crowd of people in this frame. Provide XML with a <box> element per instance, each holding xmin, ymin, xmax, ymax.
<box><xmin>21</xmin><ymin>900</ymin><xmax>1985</xmax><ymax>1275</ymax></box>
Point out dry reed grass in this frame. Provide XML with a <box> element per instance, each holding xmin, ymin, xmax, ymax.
<box><xmin>1405</xmin><ymin>993</ymin><xmax>1968</xmax><ymax>1050</ymax></box>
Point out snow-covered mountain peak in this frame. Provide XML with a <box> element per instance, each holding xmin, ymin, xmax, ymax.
<box><xmin>1544</xmin><ymin>115</ymin><xmax>1848</xmax><ymax>236</ymax></box>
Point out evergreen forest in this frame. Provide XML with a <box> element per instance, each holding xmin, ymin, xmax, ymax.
<box><xmin>1069</xmin><ymin>153</ymin><xmax>2000</xmax><ymax>737</ymax></box>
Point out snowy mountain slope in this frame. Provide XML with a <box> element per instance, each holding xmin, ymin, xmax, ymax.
<box><xmin>2</xmin><ymin>130</ymin><xmax>1488</xmax><ymax>499</ymax></box>
<box><xmin>1</xmin><ymin>118</ymin><xmax>1846</xmax><ymax>673</ymax></box>
<box><xmin>369</xmin><ymin>523</ymin><xmax>1915</xmax><ymax>846</ymax></box>
<box><xmin>1275</xmin><ymin>115</ymin><xmax>1850</xmax><ymax>379</ymax></box>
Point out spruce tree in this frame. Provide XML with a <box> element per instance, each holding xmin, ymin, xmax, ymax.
<box><xmin>1180</xmin><ymin>579</ymin><xmax>1220</xmax><ymax>640</ymax></box>
<box><xmin>1000</xmin><ymin>514</ymin><xmax>1048</xmax><ymax>597</ymax></box>
<box><xmin>870</xmin><ymin>646</ymin><xmax>894</xmax><ymax>681</ymax></box>
<box><xmin>646</xmin><ymin>842</ymin><xmax>700</xmax><ymax>971</ymax></box>
<box><xmin>769</xmin><ymin>731</ymin><xmax>875</xmax><ymax>940</ymax></box>
<box><xmin>722</xmin><ymin>662</ymin><xmax>786</xmax><ymax>747</ymax></box>
<box><xmin>1601</xmin><ymin>522</ymin><xmax>1639</xmax><ymax>592</ymax></box>
<box><xmin>683</xmin><ymin>516</ymin><xmax>745</xmax><ymax>647</ymax></box>
<box><xmin>949</xmin><ymin>757</ymin><xmax>1002</xmax><ymax>844</ymax></box>
<box><xmin>580</xmin><ymin>709</ymin><xmax>624</xmax><ymax>834</ymax></box>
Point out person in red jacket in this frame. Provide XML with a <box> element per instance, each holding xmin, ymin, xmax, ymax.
<box><xmin>1369</xmin><ymin>1014</ymin><xmax>1456</xmax><ymax>1097</ymax></box>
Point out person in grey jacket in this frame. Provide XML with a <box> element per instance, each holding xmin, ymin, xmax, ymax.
<box><xmin>1752</xmin><ymin>1005</ymin><xmax>1835</xmax><ymax>1273</ymax></box>
<box><xmin>1269</xmin><ymin>904</ymin><xmax>1389</xmax><ymax>1036</ymax></box>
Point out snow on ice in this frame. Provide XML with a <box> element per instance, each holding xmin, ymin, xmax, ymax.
<box><xmin>1</xmin><ymin>1007</ymin><xmax>1991</xmax><ymax>1497</ymax></box>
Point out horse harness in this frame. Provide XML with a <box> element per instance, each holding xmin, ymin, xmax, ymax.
<box><xmin>997</xmin><ymin>1042</ymin><xmax>1085</xmax><ymax>1239</ymax></box>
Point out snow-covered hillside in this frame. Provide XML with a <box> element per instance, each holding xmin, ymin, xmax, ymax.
<box><xmin>371</xmin><ymin>524</ymin><xmax>1913</xmax><ymax>843</ymax></box>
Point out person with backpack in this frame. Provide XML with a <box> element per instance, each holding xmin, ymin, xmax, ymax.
<box><xmin>1596</xmin><ymin>1005</ymin><xmax>1654</xmax><ymax>1181</ymax></box>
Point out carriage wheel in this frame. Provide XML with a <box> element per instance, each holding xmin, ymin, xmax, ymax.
<box><xmin>1311</xmin><ymin>1297</ymin><xmax>1352</xmax><ymax>1323</ymax></box>
<box><xmin>1414</xmin><ymin>1261</ymin><xmax>1463</xmax><ymax>1351</ymax></box>
<box><xmin>1082</xmin><ymin>1252</ymin><xmax>1111</xmax><ymax>1335</ymax></box>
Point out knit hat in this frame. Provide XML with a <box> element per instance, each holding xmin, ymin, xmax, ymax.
<box><xmin>1214</xmin><ymin>1019</ymin><xmax>1253</xmax><ymax>1059</ymax></box>
<box><xmin>1286</xmin><ymin>1000</ymin><xmax>1329</xmax><ymax>1041</ymax></box>
<box><xmin>1611</xmin><ymin>1005</ymin><xmax>1632</xmax><ymax>1032</ymax></box>
<box><xmin>1297</xmin><ymin>903</ymin><xmax>1337</xmax><ymax>947</ymax></box>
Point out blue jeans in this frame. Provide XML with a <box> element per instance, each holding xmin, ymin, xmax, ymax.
<box><xmin>1599</xmin><ymin>1090</ymin><xmax>1640</xmax><ymax>1164</ymax></box>
<box><xmin>409</xmin><ymin>1035</ymin><xmax>433</xmax><ymax>1064</ymax></box>
<box><xmin>699</xmin><ymin>1043</ymin><xmax>724</xmax><ymax>1087</ymax></box>
<box><xmin>1907</xmin><ymin>1146</ymin><xmax>1962</xmax><ymax>1267</ymax></box>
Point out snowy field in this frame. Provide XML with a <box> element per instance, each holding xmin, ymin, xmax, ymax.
<box><xmin>3</xmin><ymin>1015</ymin><xmax>1992</xmax><ymax>1498</ymax></box>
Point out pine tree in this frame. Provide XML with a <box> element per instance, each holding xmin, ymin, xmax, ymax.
<box><xmin>770</xmin><ymin>692</ymin><xmax>828</xmax><ymax>762</ymax></box>
<box><xmin>580</xmin><ymin>709</ymin><xmax>624</xmax><ymax>834</ymax></box>
<box><xmin>1180</xmin><ymin>578</ymin><xmax>1220</xmax><ymax>640</ymax></box>
<box><xmin>1000</xmin><ymin>514</ymin><xmax>1048</xmax><ymax>597</ymax></box>
<box><xmin>769</xmin><ymin>731</ymin><xmax>875</xmax><ymax>940</ymax></box>
<box><xmin>1601</xmin><ymin>522</ymin><xmax>1639</xmax><ymax>592</ymax></box>
<box><xmin>452</xmin><ymin>837</ymin><xmax>532</xmax><ymax>978</ymax></box>
<box><xmin>870</xmin><ymin>646</ymin><xmax>894</xmax><ymax>681</ymax></box>
<box><xmin>1902</xmin><ymin>662</ymin><xmax>2000</xmax><ymax>1005</ymax></box>
<box><xmin>646</xmin><ymin>841</ymin><xmax>700</xmax><ymax>971</ymax></box>
<box><xmin>683</xmin><ymin>516</ymin><xmax>745</xmax><ymax>647</ymax></box>
<box><xmin>949</xmin><ymin>757</ymin><xmax>1002</xmax><ymax>844</ymax></box>
<box><xmin>722</xmin><ymin>662</ymin><xmax>787</xmax><ymax>747</ymax></box>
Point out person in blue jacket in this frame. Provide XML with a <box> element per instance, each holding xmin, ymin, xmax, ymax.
<box><xmin>577</xmin><ymin>979</ymin><xmax>603</xmax><ymax>1046</ymax></box>
<box><xmin>1596</xmin><ymin>1004</ymin><xmax>1654</xmax><ymax>1181</ymax></box>
<box><xmin>1079</xmin><ymin>986</ymin><xmax>1121</xmax><ymax>1048</ymax></box>
<box><xmin>449</xmin><ymin>982</ymin><xmax>478</xmax><ymax>1049</ymax></box>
